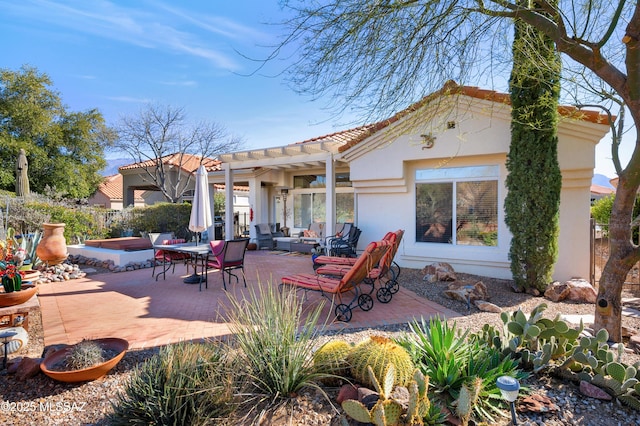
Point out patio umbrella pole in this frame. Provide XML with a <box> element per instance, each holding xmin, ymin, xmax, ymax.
<box><xmin>184</xmin><ymin>232</ymin><xmax>203</xmax><ymax>284</ymax></box>
<box><xmin>185</xmin><ymin>165</ymin><xmax>212</xmax><ymax>285</ymax></box>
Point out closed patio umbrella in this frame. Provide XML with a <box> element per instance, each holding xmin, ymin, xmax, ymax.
<box><xmin>189</xmin><ymin>165</ymin><xmax>213</xmax><ymax>242</ymax></box>
<box><xmin>185</xmin><ymin>165</ymin><xmax>213</xmax><ymax>284</ymax></box>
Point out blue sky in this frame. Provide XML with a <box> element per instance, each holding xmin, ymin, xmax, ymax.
<box><xmin>0</xmin><ymin>0</ymin><xmax>628</xmax><ymax>178</ymax></box>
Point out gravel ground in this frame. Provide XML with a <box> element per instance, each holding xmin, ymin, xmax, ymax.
<box><xmin>3</xmin><ymin>267</ymin><xmax>640</xmax><ymax>425</ymax></box>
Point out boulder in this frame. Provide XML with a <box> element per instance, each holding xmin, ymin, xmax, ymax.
<box><xmin>336</xmin><ymin>384</ymin><xmax>358</xmax><ymax>404</ymax></box>
<box><xmin>544</xmin><ymin>279</ymin><xmax>597</xmax><ymax>304</ymax></box>
<box><xmin>544</xmin><ymin>281</ymin><xmax>571</xmax><ymax>302</ymax></box>
<box><xmin>565</xmin><ymin>279</ymin><xmax>597</xmax><ymax>303</ymax></box>
<box><xmin>15</xmin><ymin>357</ymin><xmax>42</xmax><ymax>381</ymax></box>
<box><xmin>422</xmin><ymin>262</ymin><xmax>456</xmax><ymax>282</ymax></box>
<box><xmin>444</xmin><ymin>281</ymin><xmax>489</xmax><ymax>303</ymax></box>
<box><xmin>474</xmin><ymin>300</ymin><xmax>502</xmax><ymax>313</ymax></box>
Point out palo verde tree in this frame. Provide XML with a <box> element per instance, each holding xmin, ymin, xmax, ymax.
<box><xmin>278</xmin><ymin>1</ymin><xmax>640</xmax><ymax>341</ymax></box>
<box><xmin>505</xmin><ymin>1</ymin><xmax>562</xmax><ymax>293</ymax></box>
<box><xmin>114</xmin><ymin>104</ymin><xmax>243</xmax><ymax>203</ymax></box>
<box><xmin>0</xmin><ymin>65</ymin><xmax>115</xmax><ymax>198</ymax></box>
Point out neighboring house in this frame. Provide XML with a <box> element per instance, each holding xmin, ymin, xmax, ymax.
<box><xmin>119</xmin><ymin>153</ymin><xmax>221</xmax><ymax>207</ymax></box>
<box><xmin>114</xmin><ymin>153</ymin><xmax>250</xmax><ymax>237</ymax></box>
<box><xmin>590</xmin><ymin>183</ymin><xmax>615</xmax><ymax>204</ymax></box>
<box><xmin>88</xmin><ymin>174</ymin><xmax>145</xmax><ymax>210</ymax></box>
<box><xmin>213</xmin><ymin>82</ymin><xmax>611</xmax><ymax>282</ymax></box>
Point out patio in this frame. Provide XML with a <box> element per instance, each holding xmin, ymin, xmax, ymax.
<box><xmin>37</xmin><ymin>250</ymin><xmax>461</xmax><ymax>350</ymax></box>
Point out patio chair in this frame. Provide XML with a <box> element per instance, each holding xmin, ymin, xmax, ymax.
<box><xmin>280</xmin><ymin>240</ymin><xmax>390</xmax><ymax>322</ymax></box>
<box><xmin>152</xmin><ymin>238</ymin><xmax>190</xmax><ymax>281</ymax></box>
<box><xmin>255</xmin><ymin>223</ymin><xmax>277</xmax><ymax>250</ymax></box>
<box><xmin>205</xmin><ymin>238</ymin><xmax>250</xmax><ymax>291</ymax></box>
<box><xmin>327</xmin><ymin>226</ymin><xmax>361</xmax><ymax>257</ymax></box>
<box><xmin>315</xmin><ymin>230</ymin><xmax>405</xmax><ymax>303</ymax></box>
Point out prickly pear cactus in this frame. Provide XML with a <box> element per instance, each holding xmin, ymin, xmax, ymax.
<box><xmin>347</xmin><ymin>336</ymin><xmax>414</xmax><ymax>388</ymax></box>
<box><xmin>313</xmin><ymin>339</ymin><xmax>352</xmax><ymax>378</ymax></box>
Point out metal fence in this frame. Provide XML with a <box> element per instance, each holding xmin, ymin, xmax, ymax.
<box><xmin>590</xmin><ymin>219</ymin><xmax>640</xmax><ymax>289</ymax></box>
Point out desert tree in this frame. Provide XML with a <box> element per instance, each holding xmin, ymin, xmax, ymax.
<box><xmin>277</xmin><ymin>0</ymin><xmax>640</xmax><ymax>341</ymax></box>
<box><xmin>0</xmin><ymin>65</ymin><xmax>115</xmax><ymax>198</ymax></box>
<box><xmin>115</xmin><ymin>104</ymin><xmax>243</xmax><ymax>203</ymax></box>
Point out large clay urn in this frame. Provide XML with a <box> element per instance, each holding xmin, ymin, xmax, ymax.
<box><xmin>36</xmin><ymin>223</ymin><xmax>68</xmax><ymax>265</ymax></box>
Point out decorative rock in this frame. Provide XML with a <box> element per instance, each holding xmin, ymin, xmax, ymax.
<box><xmin>444</xmin><ymin>281</ymin><xmax>489</xmax><ymax>303</ymax></box>
<box><xmin>422</xmin><ymin>262</ymin><xmax>456</xmax><ymax>282</ymax></box>
<box><xmin>544</xmin><ymin>281</ymin><xmax>571</xmax><ymax>302</ymax></box>
<box><xmin>474</xmin><ymin>300</ymin><xmax>502</xmax><ymax>313</ymax></box>
<box><xmin>389</xmin><ymin>386</ymin><xmax>409</xmax><ymax>409</ymax></box>
<box><xmin>15</xmin><ymin>357</ymin><xmax>42</xmax><ymax>381</ymax></box>
<box><xmin>579</xmin><ymin>380</ymin><xmax>612</xmax><ymax>401</ymax></box>
<box><xmin>565</xmin><ymin>279</ymin><xmax>597</xmax><ymax>303</ymax></box>
<box><xmin>518</xmin><ymin>394</ymin><xmax>559</xmax><ymax>412</ymax></box>
<box><xmin>358</xmin><ymin>387</ymin><xmax>379</xmax><ymax>409</ymax></box>
<box><xmin>336</xmin><ymin>384</ymin><xmax>358</xmax><ymax>404</ymax></box>
<box><xmin>629</xmin><ymin>334</ymin><xmax>640</xmax><ymax>353</ymax></box>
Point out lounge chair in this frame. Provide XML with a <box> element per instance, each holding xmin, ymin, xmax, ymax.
<box><xmin>314</xmin><ymin>230</ymin><xmax>405</xmax><ymax>302</ymax></box>
<box><xmin>206</xmin><ymin>238</ymin><xmax>250</xmax><ymax>291</ymax></box>
<box><xmin>255</xmin><ymin>224</ymin><xmax>277</xmax><ymax>250</ymax></box>
<box><xmin>315</xmin><ymin>230</ymin><xmax>404</xmax><ymax>302</ymax></box>
<box><xmin>280</xmin><ymin>240</ymin><xmax>391</xmax><ymax>322</ymax></box>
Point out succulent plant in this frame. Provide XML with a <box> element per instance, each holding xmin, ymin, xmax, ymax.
<box><xmin>348</xmin><ymin>335</ymin><xmax>414</xmax><ymax>388</ymax></box>
<box><xmin>341</xmin><ymin>364</ymin><xmax>435</xmax><ymax>426</ymax></box>
<box><xmin>455</xmin><ymin>377</ymin><xmax>482</xmax><ymax>426</ymax></box>
<box><xmin>313</xmin><ymin>339</ymin><xmax>352</xmax><ymax>378</ymax></box>
<box><xmin>65</xmin><ymin>339</ymin><xmax>105</xmax><ymax>370</ymax></box>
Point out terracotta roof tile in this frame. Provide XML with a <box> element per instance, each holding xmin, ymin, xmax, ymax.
<box><xmin>284</xmin><ymin>81</ymin><xmax>614</xmax><ymax>153</ymax></box>
<box><xmin>119</xmin><ymin>153</ymin><xmax>221</xmax><ymax>174</ymax></box>
<box><xmin>97</xmin><ymin>174</ymin><xmax>144</xmax><ymax>201</ymax></box>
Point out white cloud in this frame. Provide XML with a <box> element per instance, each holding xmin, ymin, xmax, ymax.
<box><xmin>1</xmin><ymin>0</ymin><xmax>247</xmax><ymax>71</ymax></box>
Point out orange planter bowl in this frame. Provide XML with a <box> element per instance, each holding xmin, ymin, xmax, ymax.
<box><xmin>40</xmin><ymin>338</ymin><xmax>129</xmax><ymax>383</ymax></box>
<box><xmin>0</xmin><ymin>286</ymin><xmax>37</xmax><ymax>307</ymax></box>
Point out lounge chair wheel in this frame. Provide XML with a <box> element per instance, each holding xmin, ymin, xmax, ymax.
<box><xmin>335</xmin><ymin>304</ymin><xmax>352</xmax><ymax>322</ymax></box>
<box><xmin>376</xmin><ymin>287</ymin><xmax>392</xmax><ymax>303</ymax></box>
<box><xmin>387</xmin><ymin>280</ymin><xmax>400</xmax><ymax>294</ymax></box>
<box><xmin>358</xmin><ymin>294</ymin><xmax>374</xmax><ymax>311</ymax></box>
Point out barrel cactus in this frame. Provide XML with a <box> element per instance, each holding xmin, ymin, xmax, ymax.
<box><xmin>347</xmin><ymin>335</ymin><xmax>414</xmax><ymax>387</ymax></box>
<box><xmin>313</xmin><ymin>339</ymin><xmax>352</xmax><ymax>380</ymax></box>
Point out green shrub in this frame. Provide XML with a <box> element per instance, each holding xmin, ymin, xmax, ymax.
<box><xmin>224</xmin><ymin>282</ymin><xmax>330</xmax><ymax>400</ymax></box>
<box><xmin>122</xmin><ymin>203</ymin><xmax>192</xmax><ymax>239</ymax></box>
<box><xmin>109</xmin><ymin>341</ymin><xmax>238</xmax><ymax>425</ymax></box>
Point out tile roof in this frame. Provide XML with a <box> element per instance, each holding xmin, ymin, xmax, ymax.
<box><xmin>285</xmin><ymin>81</ymin><xmax>613</xmax><ymax>153</ymax></box>
<box><xmin>118</xmin><ymin>153</ymin><xmax>221</xmax><ymax>173</ymax></box>
<box><xmin>97</xmin><ymin>174</ymin><xmax>144</xmax><ymax>201</ymax></box>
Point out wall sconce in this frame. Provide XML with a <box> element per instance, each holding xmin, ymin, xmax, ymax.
<box><xmin>420</xmin><ymin>133</ymin><xmax>435</xmax><ymax>149</ymax></box>
<box><xmin>496</xmin><ymin>376</ymin><xmax>520</xmax><ymax>425</ymax></box>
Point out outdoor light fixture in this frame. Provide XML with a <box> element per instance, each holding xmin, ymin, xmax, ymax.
<box><xmin>280</xmin><ymin>188</ymin><xmax>289</xmax><ymax>234</ymax></box>
<box><xmin>496</xmin><ymin>376</ymin><xmax>520</xmax><ymax>425</ymax></box>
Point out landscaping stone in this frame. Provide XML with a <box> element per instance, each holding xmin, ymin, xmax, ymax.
<box><xmin>474</xmin><ymin>300</ymin><xmax>502</xmax><ymax>313</ymax></box>
<box><xmin>545</xmin><ymin>278</ymin><xmax>597</xmax><ymax>304</ymax></box>
<box><xmin>444</xmin><ymin>281</ymin><xmax>489</xmax><ymax>303</ymax></box>
<box><xmin>579</xmin><ymin>380</ymin><xmax>613</xmax><ymax>401</ymax></box>
<box><xmin>421</xmin><ymin>262</ymin><xmax>457</xmax><ymax>282</ymax></box>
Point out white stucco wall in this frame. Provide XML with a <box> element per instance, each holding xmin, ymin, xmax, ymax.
<box><xmin>346</xmin><ymin>94</ymin><xmax>608</xmax><ymax>282</ymax></box>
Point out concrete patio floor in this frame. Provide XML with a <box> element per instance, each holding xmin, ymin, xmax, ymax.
<box><xmin>37</xmin><ymin>250</ymin><xmax>461</xmax><ymax>350</ymax></box>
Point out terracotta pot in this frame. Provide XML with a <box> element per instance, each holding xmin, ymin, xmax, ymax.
<box><xmin>0</xmin><ymin>285</ymin><xmax>37</xmax><ymax>307</ymax></box>
<box><xmin>21</xmin><ymin>270</ymin><xmax>41</xmax><ymax>281</ymax></box>
<box><xmin>36</xmin><ymin>223</ymin><xmax>68</xmax><ymax>265</ymax></box>
<box><xmin>40</xmin><ymin>338</ymin><xmax>129</xmax><ymax>383</ymax></box>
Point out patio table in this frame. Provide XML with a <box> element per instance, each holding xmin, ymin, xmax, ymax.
<box><xmin>152</xmin><ymin>243</ymin><xmax>210</xmax><ymax>289</ymax></box>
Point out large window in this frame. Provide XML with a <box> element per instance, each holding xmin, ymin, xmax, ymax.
<box><xmin>293</xmin><ymin>192</ymin><xmax>355</xmax><ymax>228</ymax></box>
<box><xmin>416</xmin><ymin>166</ymin><xmax>498</xmax><ymax>246</ymax></box>
<box><xmin>292</xmin><ymin>173</ymin><xmax>354</xmax><ymax>228</ymax></box>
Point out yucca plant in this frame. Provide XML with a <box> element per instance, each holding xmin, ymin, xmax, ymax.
<box><xmin>109</xmin><ymin>341</ymin><xmax>237</xmax><ymax>425</ymax></box>
<box><xmin>224</xmin><ymin>281</ymin><xmax>331</xmax><ymax>400</ymax></box>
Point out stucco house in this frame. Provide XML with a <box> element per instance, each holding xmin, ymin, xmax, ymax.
<box><xmin>88</xmin><ymin>174</ymin><xmax>145</xmax><ymax>210</ymax></box>
<box><xmin>212</xmin><ymin>82</ymin><xmax>611</xmax><ymax>281</ymax></box>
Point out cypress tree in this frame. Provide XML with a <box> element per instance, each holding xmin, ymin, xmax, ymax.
<box><xmin>505</xmin><ymin>1</ymin><xmax>562</xmax><ymax>293</ymax></box>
